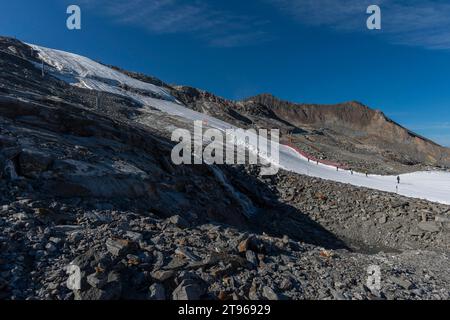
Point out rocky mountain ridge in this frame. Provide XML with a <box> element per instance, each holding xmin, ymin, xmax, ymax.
<box><xmin>100</xmin><ymin>56</ymin><xmax>450</xmax><ymax>174</ymax></box>
<box><xmin>168</xmin><ymin>89</ymin><xmax>450</xmax><ymax>174</ymax></box>
<box><xmin>0</xmin><ymin>36</ymin><xmax>449</xmax><ymax>300</ymax></box>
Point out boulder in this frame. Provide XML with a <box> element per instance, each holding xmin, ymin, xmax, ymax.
<box><xmin>149</xmin><ymin>283</ymin><xmax>166</xmax><ymax>300</ymax></box>
<box><xmin>172</xmin><ymin>279</ymin><xmax>206</xmax><ymax>300</ymax></box>
<box><xmin>418</xmin><ymin>221</ymin><xmax>440</xmax><ymax>233</ymax></box>
<box><xmin>262</xmin><ymin>286</ymin><xmax>281</xmax><ymax>300</ymax></box>
<box><xmin>105</xmin><ymin>238</ymin><xmax>132</xmax><ymax>257</ymax></box>
<box><xmin>168</xmin><ymin>215</ymin><xmax>190</xmax><ymax>229</ymax></box>
<box><xmin>151</xmin><ymin>270</ymin><xmax>175</xmax><ymax>282</ymax></box>
<box><xmin>18</xmin><ymin>149</ymin><xmax>53</xmax><ymax>178</ymax></box>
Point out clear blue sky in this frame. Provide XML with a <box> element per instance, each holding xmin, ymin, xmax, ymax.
<box><xmin>1</xmin><ymin>0</ymin><xmax>450</xmax><ymax>146</ymax></box>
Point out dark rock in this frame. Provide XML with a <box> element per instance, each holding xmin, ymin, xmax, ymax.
<box><xmin>245</xmin><ymin>250</ymin><xmax>258</xmax><ymax>267</ymax></box>
<box><xmin>18</xmin><ymin>149</ymin><xmax>53</xmax><ymax>178</ymax></box>
<box><xmin>391</xmin><ymin>277</ymin><xmax>414</xmax><ymax>290</ymax></box>
<box><xmin>87</xmin><ymin>273</ymin><xmax>107</xmax><ymax>289</ymax></box>
<box><xmin>151</xmin><ymin>270</ymin><xmax>175</xmax><ymax>282</ymax></box>
<box><xmin>149</xmin><ymin>283</ymin><xmax>166</xmax><ymax>300</ymax></box>
<box><xmin>105</xmin><ymin>238</ymin><xmax>132</xmax><ymax>257</ymax></box>
<box><xmin>238</xmin><ymin>236</ymin><xmax>259</xmax><ymax>253</ymax></box>
<box><xmin>279</xmin><ymin>277</ymin><xmax>294</xmax><ymax>291</ymax></box>
<box><xmin>168</xmin><ymin>215</ymin><xmax>190</xmax><ymax>229</ymax></box>
<box><xmin>125</xmin><ymin>231</ymin><xmax>143</xmax><ymax>242</ymax></box>
<box><xmin>164</xmin><ymin>255</ymin><xmax>189</xmax><ymax>271</ymax></box>
<box><xmin>262</xmin><ymin>286</ymin><xmax>281</xmax><ymax>300</ymax></box>
<box><xmin>248</xmin><ymin>283</ymin><xmax>260</xmax><ymax>300</ymax></box>
<box><xmin>172</xmin><ymin>279</ymin><xmax>206</xmax><ymax>300</ymax></box>
<box><xmin>175</xmin><ymin>247</ymin><xmax>201</xmax><ymax>262</ymax></box>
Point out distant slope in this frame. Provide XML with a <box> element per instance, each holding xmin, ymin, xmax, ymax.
<box><xmin>168</xmin><ymin>87</ymin><xmax>450</xmax><ymax>173</ymax></box>
<box><xmin>241</xmin><ymin>94</ymin><xmax>450</xmax><ymax>167</ymax></box>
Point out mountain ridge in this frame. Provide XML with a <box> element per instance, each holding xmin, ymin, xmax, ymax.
<box><xmin>166</xmin><ymin>87</ymin><xmax>450</xmax><ymax>173</ymax></box>
<box><xmin>109</xmin><ymin>64</ymin><xmax>449</xmax><ymax>172</ymax></box>
<box><xmin>245</xmin><ymin>93</ymin><xmax>437</xmax><ymax>140</ymax></box>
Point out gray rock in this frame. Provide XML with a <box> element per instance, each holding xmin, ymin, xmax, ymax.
<box><xmin>153</xmin><ymin>251</ymin><xmax>165</xmax><ymax>270</ymax></box>
<box><xmin>105</xmin><ymin>238</ymin><xmax>130</xmax><ymax>257</ymax></box>
<box><xmin>418</xmin><ymin>221</ymin><xmax>440</xmax><ymax>233</ymax></box>
<box><xmin>84</xmin><ymin>211</ymin><xmax>112</xmax><ymax>224</ymax></box>
<box><xmin>52</xmin><ymin>225</ymin><xmax>82</xmax><ymax>234</ymax></box>
<box><xmin>435</xmin><ymin>215</ymin><xmax>450</xmax><ymax>223</ymax></box>
<box><xmin>172</xmin><ymin>279</ymin><xmax>205</xmax><ymax>300</ymax></box>
<box><xmin>74</xmin><ymin>280</ymin><xmax>122</xmax><ymax>301</ymax></box>
<box><xmin>13</xmin><ymin>212</ymin><xmax>28</xmax><ymax>221</ymax></box>
<box><xmin>73</xmin><ymin>271</ymin><xmax>123</xmax><ymax>300</ymax></box>
<box><xmin>149</xmin><ymin>283</ymin><xmax>166</xmax><ymax>300</ymax></box>
<box><xmin>49</xmin><ymin>237</ymin><xmax>62</xmax><ymax>245</ymax></box>
<box><xmin>248</xmin><ymin>284</ymin><xmax>260</xmax><ymax>300</ymax></box>
<box><xmin>151</xmin><ymin>270</ymin><xmax>175</xmax><ymax>282</ymax></box>
<box><xmin>378</xmin><ymin>215</ymin><xmax>388</xmax><ymax>224</ymax></box>
<box><xmin>175</xmin><ymin>247</ymin><xmax>201</xmax><ymax>262</ymax></box>
<box><xmin>168</xmin><ymin>215</ymin><xmax>190</xmax><ymax>229</ymax></box>
<box><xmin>164</xmin><ymin>256</ymin><xmax>188</xmax><ymax>271</ymax></box>
<box><xmin>45</xmin><ymin>243</ymin><xmax>57</xmax><ymax>253</ymax></box>
<box><xmin>279</xmin><ymin>277</ymin><xmax>294</xmax><ymax>291</ymax></box>
<box><xmin>331</xmin><ymin>289</ymin><xmax>346</xmax><ymax>300</ymax></box>
<box><xmin>87</xmin><ymin>273</ymin><xmax>107</xmax><ymax>289</ymax></box>
<box><xmin>126</xmin><ymin>231</ymin><xmax>143</xmax><ymax>242</ymax></box>
<box><xmin>175</xmin><ymin>271</ymin><xmax>203</xmax><ymax>286</ymax></box>
<box><xmin>391</xmin><ymin>277</ymin><xmax>414</xmax><ymax>290</ymax></box>
<box><xmin>262</xmin><ymin>286</ymin><xmax>281</xmax><ymax>300</ymax></box>
<box><xmin>245</xmin><ymin>250</ymin><xmax>258</xmax><ymax>267</ymax></box>
<box><xmin>391</xmin><ymin>200</ymin><xmax>409</xmax><ymax>209</ymax></box>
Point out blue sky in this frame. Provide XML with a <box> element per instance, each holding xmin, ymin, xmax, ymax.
<box><xmin>1</xmin><ymin>0</ymin><xmax>450</xmax><ymax>145</ymax></box>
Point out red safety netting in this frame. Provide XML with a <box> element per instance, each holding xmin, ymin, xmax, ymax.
<box><xmin>283</xmin><ymin>142</ymin><xmax>349</xmax><ymax>170</ymax></box>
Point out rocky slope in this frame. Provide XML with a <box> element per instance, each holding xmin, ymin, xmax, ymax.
<box><xmin>0</xmin><ymin>36</ymin><xmax>449</xmax><ymax>300</ymax></box>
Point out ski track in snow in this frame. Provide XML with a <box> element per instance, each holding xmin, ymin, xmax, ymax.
<box><xmin>29</xmin><ymin>44</ymin><xmax>450</xmax><ymax>205</ymax></box>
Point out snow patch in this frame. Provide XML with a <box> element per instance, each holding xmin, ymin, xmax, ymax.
<box><xmin>29</xmin><ymin>44</ymin><xmax>175</xmax><ymax>102</ymax></box>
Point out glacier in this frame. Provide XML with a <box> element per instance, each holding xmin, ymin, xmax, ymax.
<box><xmin>28</xmin><ymin>44</ymin><xmax>450</xmax><ymax>205</ymax></box>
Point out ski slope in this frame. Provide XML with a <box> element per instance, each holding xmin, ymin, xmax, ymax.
<box><xmin>29</xmin><ymin>44</ymin><xmax>450</xmax><ymax>205</ymax></box>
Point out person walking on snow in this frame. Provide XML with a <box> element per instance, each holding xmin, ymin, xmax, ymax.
<box><xmin>397</xmin><ymin>176</ymin><xmax>401</xmax><ymax>184</ymax></box>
